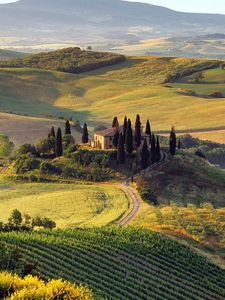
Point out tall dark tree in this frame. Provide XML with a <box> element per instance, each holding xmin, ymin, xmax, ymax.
<box><xmin>141</xmin><ymin>138</ymin><xmax>149</xmax><ymax>169</ymax></box>
<box><xmin>145</xmin><ymin>120</ymin><xmax>152</xmax><ymax>143</ymax></box>
<box><xmin>113</xmin><ymin>128</ymin><xmax>119</xmax><ymax>148</ymax></box>
<box><xmin>112</xmin><ymin>117</ymin><xmax>119</xmax><ymax>128</ymax></box>
<box><xmin>82</xmin><ymin>123</ymin><xmax>89</xmax><ymax>144</ymax></box>
<box><xmin>65</xmin><ymin>120</ymin><xmax>71</xmax><ymax>135</ymax></box>
<box><xmin>170</xmin><ymin>127</ymin><xmax>177</xmax><ymax>156</ymax></box>
<box><xmin>123</xmin><ymin>116</ymin><xmax>128</xmax><ymax>137</ymax></box>
<box><xmin>151</xmin><ymin>134</ymin><xmax>156</xmax><ymax>164</ymax></box>
<box><xmin>125</xmin><ymin>119</ymin><xmax>133</xmax><ymax>155</ymax></box>
<box><xmin>134</xmin><ymin>114</ymin><xmax>142</xmax><ymax>148</ymax></box>
<box><xmin>117</xmin><ymin>133</ymin><xmax>126</xmax><ymax>164</ymax></box>
<box><xmin>48</xmin><ymin>127</ymin><xmax>55</xmax><ymax>138</ymax></box>
<box><xmin>55</xmin><ymin>128</ymin><xmax>63</xmax><ymax>157</ymax></box>
<box><xmin>156</xmin><ymin>136</ymin><xmax>161</xmax><ymax>162</ymax></box>
<box><xmin>178</xmin><ymin>139</ymin><xmax>181</xmax><ymax>150</ymax></box>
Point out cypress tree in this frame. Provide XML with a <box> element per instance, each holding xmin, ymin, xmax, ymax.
<box><xmin>112</xmin><ymin>117</ymin><xmax>119</xmax><ymax>128</ymax></box>
<box><xmin>145</xmin><ymin>120</ymin><xmax>152</xmax><ymax>143</ymax></box>
<box><xmin>141</xmin><ymin>138</ymin><xmax>149</xmax><ymax>169</ymax></box>
<box><xmin>48</xmin><ymin>126</ymin><xmax>55</xmax><ymax>138</ymax></box>
<box><xmin>55</xmin><ymin>128</ymin><xmax>63</xmax><ymax>157</ymax></box>
<box><xmin>113</xmin><ymin>128</ymin><xmax>119</xmax><ymax>148</ymax></box>
<box><xmin>82</xmin><ymin>123</ymin><xmax>89</xmax><ymax>144</ymax></box>
<box><xmin>117</xmin><ymin>133</ymin><xmax>126</xmax><ymax>164</ymax></box>
<box><xmin>151</xmin><ymin>134</ymin><xmax>156</xmax><ymax>164</ymax></box>
<box><xmin>65</xmin><ymin>120</ymin><xmax>71</xmax><ymax>135</ymax></box>
<box><xmin>123</xmin><ymin>116</ymin><xmax>127</xmax><ymax>137</ymax></box>
<box><xmin>170</xmin><ymin>127</ymin><xmax>177</xmax><ymax>156</ymax></box>
<box><xmin>134</xmin><ymin>114</ymin><xmax>142</xmax><ymax>148</ymax></box>
<box><xmin>156</xmin><ymin>136</ymin><xmax>161</xmax><ymax>162</ymax></box>
<box><xmin>125</xmin><ymin>119</ymin><xmax>133</xmax><ymax>156</ymax></box>
<box><xmin>178</xmin><ymin>139</ymin><xmax>181</xmax><ymax>150</ymax></box>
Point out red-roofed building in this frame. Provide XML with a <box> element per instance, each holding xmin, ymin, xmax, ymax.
<box><xmin>92</xmin><ymin>126</ymin><xmax>150</xmax><ymax>150</ymax></box>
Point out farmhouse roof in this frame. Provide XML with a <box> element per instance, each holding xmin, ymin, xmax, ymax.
<box><xmin>95</xmin><ymin>125</ymin><xmax>150</xmax><ymax>138</ymax></box>
<box><xmin>95</xmin><ymin>126</ymin><xmax>122</xmax><ymax>137</ymax></box>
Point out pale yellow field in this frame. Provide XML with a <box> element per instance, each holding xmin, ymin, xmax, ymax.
<box><xmin>190</xmin><ymin>130</ymin><xmax>225</xmax><ymax>144</ymax></box>
<box><xmin>115</xmin><ymin>38</ymin><xmax>168</xmax><ymax>52</ymax></box>
<box><xmin>0</xmin><ymin>112</ymin><xmax>81</xmax><ymax>147</ymax></box>
<box><xmin>0</xmin><ymin>182</ymin><xmax>129</xmax><ymax>228</ymax></box>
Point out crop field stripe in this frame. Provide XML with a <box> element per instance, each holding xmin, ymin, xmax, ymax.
<box><xmin>1</xmin><ymin>229</ymin><xmax>225</xmax><ymax>300</ymax></box>
<box><xmin>49</xmin><ymin>230</ymin><xmax>225</xmax><ymax>288</ymax></box>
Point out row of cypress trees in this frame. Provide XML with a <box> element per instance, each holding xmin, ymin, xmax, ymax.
<box><xmin>48</xmin><ymin>121</ymin><xmax>89</xmax><ymax>158</ymax></box>
<box><xmin>113</xmin><ymin>115</ymin><xmax>161</xmax><ymax>168</ymax></box>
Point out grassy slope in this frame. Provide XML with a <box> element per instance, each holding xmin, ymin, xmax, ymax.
<box><xmin>131</xmin><ymin>151</ymin><xmax>225</xmax><ymax>256</ymax></box>
<box><xmin>0</xmin><ymin>56</ymin><xmax>223</xmax><ymax>135</ymax></box>
<box><xmin>141</xmin><ymin>151</ymin><xmax>225</xmax><ymax>207</ymax></box>
<box><xmin>1</xmin><ymin>228</ymin><xmax>225</xmax><ymax>300</ymax></box>
<box><xmin>0</xmin><ymin>112</ymin><xmax>82</xmax><ymax>147</ymax></box>
<box><xmin>0</xmin><ymin>180</ymin><xmax>129</xmax><ymax>228</ymax></box>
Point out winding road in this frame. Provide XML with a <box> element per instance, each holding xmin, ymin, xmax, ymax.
<box><xmin>117</xmin><ymin>152</ymin><xmax>168</xmax><ymax>226</ymax></box>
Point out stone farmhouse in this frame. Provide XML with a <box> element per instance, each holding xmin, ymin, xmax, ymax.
<box><xmin>92</xmin><ymin>126</ymin><xmax>150</xmax><ymax>150</ymax></box>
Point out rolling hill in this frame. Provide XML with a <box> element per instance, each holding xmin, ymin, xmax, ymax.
<box><xmin>0</xmin><ymin>49</ymin><xmax>25</xmax><ymax>60</ymax></box>
<box><xmin>1</xmin><ymin>228</ymin><xmax>225</xmax><ymax>300</ymax></box>
<box><xmin>0</xmin><ymin>180</ymin><xmax>128</xmax><ymax>228</ymax></box>
<box><xmin>1</xmin><ymin>0</ymin><xmax>225</xmax><ymax>54</ymax></box>
<box><xmin>0</xmin><ymin>47</ymin><xmax>125</xmax><ymax>74</ymax></box>
<box><xmin>1</xmin><ymin>54</ymin><xmax>225</xmax><ymax>145</ymax></box>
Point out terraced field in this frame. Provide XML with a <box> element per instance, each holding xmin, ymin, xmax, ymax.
<box><xmin>1</xmin><ymin>228</ymin><xmax>225</xmax><ymax>299</ymax></box>
<box><xmin>0</xmin><ymin>181</ymin><xmax>129</xmax><ymax>228</ymax></box>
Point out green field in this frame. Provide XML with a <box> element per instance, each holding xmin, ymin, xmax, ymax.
<box><xmin>0</xmin><ymin>56</ymin><xmax>223</xmax><ymax>135</ymax></box>
<box><xmin>0</xmin><ymin>181</ymin><xmax>129</xmax><ymax>228</ymax></box>
<box><xmin>1</xmin><ymin>228</ymin><xmax>224</xmax><ymax>300</ymax></box>
<box><xmin>171</xmin><ymin>68</ymin><xmax>225</xmax><ymax>96</ymax></box>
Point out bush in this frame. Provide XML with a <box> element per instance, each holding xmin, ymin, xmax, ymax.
<box><xmin>32</xmin><ymin>217</ymin><xmax>56</xmax><ymax>230</ymax></box>
<box><xmin>36</xmin><ymin>137</ymin><xmax>55</xmax><ymax>155</ymax></box>
<box><xmin>136</xmin><ymin>178</ymin><xmax>158</xmax><ymax>205</ymax></box>
<box><xmin>14</xmin><ymin>156</ymin><xmax>40</xmax><ymax>174</ymax></box>
<box><xmin>0</xmin><ymin>272</ymin><xmax>93</xmax><ymax>300</ymax></box>
<box><xmin>0</xmin><ymin>134</ymin><xmax>14</xmax><ymax>157</ymax></box>
<box><xmin>40</xmin><ymin>162</ymin><xmax>62</xmax><ymax>175</ymax></box>
<box><xmin>210</xmin><ymin>91</ymin><xmax>223</xmax><ymax>98</ymax></box>
<box><xmin>17</xmin><ymin>144</ymin><xmax>37</xmax><ymax>156</ymax></box>
<box><xmin>195</xmin><ymin>149</ymin><xmax>207</xmax><ymax>159</ymax></box>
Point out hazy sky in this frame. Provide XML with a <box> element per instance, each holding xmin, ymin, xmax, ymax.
<box><xmin>0</xmin><ymin>0</ymin><xmax>224</xmax><ymax>14</ymax></box>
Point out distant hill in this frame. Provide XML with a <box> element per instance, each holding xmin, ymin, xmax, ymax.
<box><xmin>0</xmin><ymin>49</ymin><xmax>25</xmax><ymax>60</ymax></box>
<box><xmin>0</xmin><ymin>47</ymin><xmax>125</xmax><ymax>74</ymax></box>
<box><xmin>1</xmin><ymin>0</ymin><xmax>225</xmax><ymax>52</ymax></box>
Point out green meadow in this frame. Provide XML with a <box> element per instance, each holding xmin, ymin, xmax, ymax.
<box><xmin>0</xmin><ymin>180</ymin><xmax>129</xmax><ymax>228</ymax></box>
<box><xmin>0</xmin><ymin>56</ymin><xmax>224</xmax><ymax>136</ymax></box>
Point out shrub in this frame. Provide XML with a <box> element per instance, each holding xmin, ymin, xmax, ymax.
<box><xmin>195</xmin><ymin>149</ymin><xmax>207</xmax><ymax>159</ymax></box>
<box><xmin>36</xmin><ymin>137</ymin><xmax>55</xmax><ymax>155</ymax></box>
<box><xmin>40</xmin><ymin>162</ymin><xmax>62</xmax><ymax>175</ymax></box>
<box><xmin>0</xmin><ymin>272</ymin><xmax>93</xmax><ymax>300</ymax></box>
<box><xmin>136</xmin><ymin>178</ymin><xmax>158</xmax><ymax>205</ymax></box>
<box><xmin>14</xmin><ymin>156</ymin><xmax>40</xmax><ymax>174</ymax></box>
<box><xmin>17</xmin><ymin>144</ymin><xmax>37</xmax><ymax>156</ymax></box>
<box><xmin>210</xmin><ymin>91</ymin><xmax>223</xmax><ymax>98</ymax></box>
<box><xmin>0</xmin><ymin>134</ymin><xmax>14</xmax><ymax>157</ymax></box>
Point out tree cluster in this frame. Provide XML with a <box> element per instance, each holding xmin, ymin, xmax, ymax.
<box><xmin>0</xmin><ymin>47</ymin><xmax>126</xmax><ymax>74</ymax></box>
<box><xmin>0</xmin><ymin>209</ymin><xmax>56</xmax><ymax>232</ymax></box>
<box><xmin>17</xmin><ymin>120</ymin><xmax>78</xmax><ymax>160</ymax></box>
<box><xmin>113</xmin><ymin>115</ymin><xmax>161</xmax><ymax>169</ymax></box>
